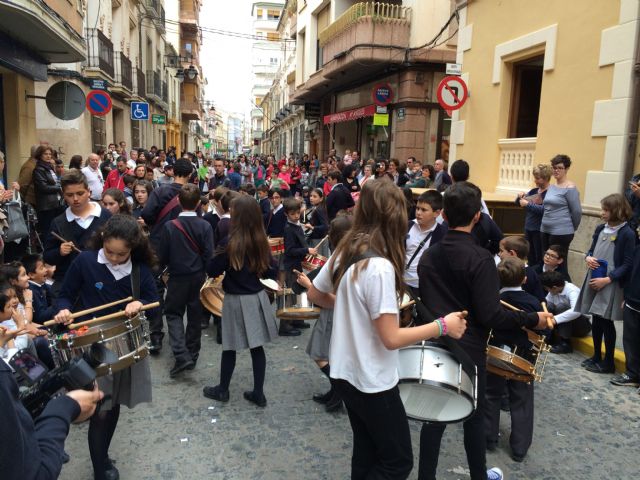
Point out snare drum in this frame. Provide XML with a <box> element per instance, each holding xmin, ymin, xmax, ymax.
<box><xmin>54</xmin><ymin>314</ymin><xmax>149</xmax><ymax>377</ymax></box>
<box><xmin>276</xmin><ymin>290</ymin><xmax>321</xmax><ymax>320</ymax></box>
<box><xmin>259</xmin><ymin>278</ymin><xmax>279</xmax><ymax>303</ymax></box>
<box><xmin>302</xmin><ymin>253</ymin><xmax>328</xmax><ymax>272</ymax></box>
<box><xmin>268</xmin><ymin>237</ymin><xmax>285</xmax><ymax>257</ymax></box>
<box><xmin>200</xmin><ymin>276</ymin><xmax>224</xmax><ymax>316</ymax></box>
<box><xmin>398</xmin><ymin>342</ymin><xmax>477</xmax><ymax>423</ymax></box>
<box><xmin>399</xmin><ymin>294</ymin><xmax>415</xmax><ymax>328</ymax></box>
<box><xmin>486</xmin><ymin>329</ymin><xmax>550</xmax><ymax>383</ymax></box>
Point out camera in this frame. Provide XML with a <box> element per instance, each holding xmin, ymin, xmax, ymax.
<box><xmin>10</xmin><ymin>344</ymin><xmax>111</xmax><ymax>418</ymax></box>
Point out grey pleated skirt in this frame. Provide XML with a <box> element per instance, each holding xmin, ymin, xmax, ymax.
<box><xmin>98</xmin><ymin>356</ymin><xmax>152</xmax><ymax>411</ymax></box>
<box><xmin>305</xmin><ymin>308</ymin><xmax>334</xmax><ymax>361</ymax></box>
<box><xmin>221</xmin><ymin>290</ymin><xmax>279</xmax><ymax>350</ymax></box>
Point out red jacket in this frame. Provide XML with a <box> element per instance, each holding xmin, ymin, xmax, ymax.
<box><xmin>104</xmin><ymin>168</ymin><xmax>130</xmax><ymax>191</ymax></box>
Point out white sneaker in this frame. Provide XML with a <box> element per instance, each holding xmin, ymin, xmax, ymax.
<box><xmin>487</xmin><ymin>467</ymin><xmax>504</xmax><ymax>480</ymax></box>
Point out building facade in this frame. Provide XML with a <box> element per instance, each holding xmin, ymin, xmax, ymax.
<box><xmin>450</xmin><ymin>0</ymin><xmax>640</xmax><ymax>273</ymax></box>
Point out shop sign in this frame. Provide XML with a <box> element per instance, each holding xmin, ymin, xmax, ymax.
<box><xmin>373</xmin><ymin>113</ymin><xmax>389</xmax><ymax>126</ymax></box>
<box><xmin>152</xmin><ymin>114</ymin><xmax>166</xmax><ymax>124</ymax></box>
<box><xmin>90</xmin><ymin>79</ymin><xmax>108</xmax><ymax>90</ymax></box>
<box><xmin>372</xmin><ymin>83</ymin><xmax>393</xmax><ymax>106</ymax></box>
<box><xmin>323</xmin><ymin>105</ymin><xmax>376</xmax><ymax>125</ymax></box>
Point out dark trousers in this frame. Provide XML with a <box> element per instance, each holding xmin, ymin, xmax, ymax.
<box><xmin>333</xmin><ymin>379</ymin><xmax>413</xmax><ymax>480</ymax></box>
<box><xmin>484</xmin><ymin>372</ymin><xmax>534</xmax><ymax>456</ymax></box>
<box><xmin>556</xmin><ymin>315</ymin><xmax>592</xmax><ymax>341</ymax></box>
<box><xmin>419</xmin><ymin>365</ymin><xmax>487</xmax><ymax>480</ymax></box>
<box><xmin>148</xmin><ymin>271</ymin><xmax>167</xmax><ymax>339</ymax></box>
<box><xmin>541</xmin><ymin>233</ymin><xmax>574</xmax><ymax>274</ymax></box>
<box><xmin>165</xmin><ymin>271</ymin><xmax>206</xmax><ymax>363</ymax></box>
<box><xmin>525</xmin><ymin>229</ymin><xmax>543</xmax><ymax>267</ymax></box>
<box><xmin>623</xmin><ymin>305</ymin><xmax>640</xmax><ymax>378</ymax></box>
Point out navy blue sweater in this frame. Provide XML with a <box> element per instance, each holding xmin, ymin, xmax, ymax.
<box><xmin>0</xmin><ymin>360</ymin><xmax>80</xmax><ymax>480</ymax></box>
<box><xmin>207</xmin><ymin>251</ymin><xmax>277</xmax><ymax>294</ymax></box>
<box><xmin>624</xmin><ymin>245</ymin><xmax>640</xmax><ymax>310</ymax></box>
<box><xmin>43</xmin><ymin>208</ymin><xmax>111</xmax><ymax>283</ymax></box>
<box><xmin>586</xmin><ymin>223</ymin><xmax>636</xmax><ymax>287</ymax></box>
<box><xmin>284</xmin><ymin>222</ymin><xmax>309</xmax><ymax>271</ymax></box>
<box><xmin>141</xmin><ymin>182</ymin><xmax>183</xmax><ymax>249</ymax></box>
<box><xmin>308</xmin><ymin>205</ymin><xmax>329</xmax><ymax>240</ymax></box>
<box><xmin>57</xmin><ymin>251</ymin><xmax>159</xmax><ymax>318</ymax></box>
<box><xmin>159</xmin><ymin>215</ymin><xmax>213</xmax><ymax>276</ymax></box>
<box><xmin>28</xmin><ymin>282</ymin><xmax>57</xmax><ymax>325</ymax></box>
<box><xmin>515</xmin><ymin>188</ymin><xmax>547</xmax><ymax>232</ymax></box>
<box><xmin>523</xmin><ymin>265</ymin><xmax>546</xmax><ymax>302</ymax></box>
<box><xmin>266</xmin><ymin>208</ymin><xmax>286</xmax><ymax>238</ymax></box>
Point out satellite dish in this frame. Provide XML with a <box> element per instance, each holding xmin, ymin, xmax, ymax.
<box><xmin>45</xmin><ymin>81</ymin><xmax>86</xmax><ymax>120</ymax></box>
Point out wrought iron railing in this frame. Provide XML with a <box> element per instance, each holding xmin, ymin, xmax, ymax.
<box><xmin>318</xmin><ymin>2</ymin><xmax>411</xmax><ymax>47</ymax></box>
<box><xmin>134</xmin><ymin>68</ymin><xmax>146</xmax><ymax>97</ymax></box>
<box><xmin>162</xmin><ymin>80</ymin><xmax>168</xmax><ymax>103</ymax></box>
<box><xmin>114</xmin><ymin>52</ymin><xmax>133</xmax><ymax>91</ymax></box>
<box><xmin>146</xmin><ymin>70</ymin><xmax>161</xmax><ymax>98</ymax></box>
<box><xmin>86</xmin><ymin>28</ymin><xmax>114</xmax><ymax>77</ymax></box>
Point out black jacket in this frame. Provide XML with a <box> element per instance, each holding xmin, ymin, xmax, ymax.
<box><xmin>141</xmin><ymin>182</ymin><xmax>183</xmax><ymax>250</ymax></box>
<box><xmin>418</xmin><ymin>230</ymin><xmax>539</xmax><ymax>364</ymax></box>
<box><xmin>207</xmin><ymin>251</ymin><xmax>277</xmax><ymax>295</ymax></box>
<box><xmin>523</xmin><ymin>265</ymin><xmax>546</xmax><ymax>302</ymax></box>
<box><xmin>0</xmin><ymin>360</ymin><xmax>79</xmax><ymax>480</ymax></box>
<box><xmin>624</xmin><ymin>245</ymin><xmax>640</xmax><ymax>310</ymax></box>
<box><xmin>494</xmin><ymin>289</ymin><xmax>543</xmax><ymax>349</ymax></box>
<box><xmin>308</xmin><ymin>205</ymin><xmax>329</xmax><ymax>239</ymax></box>
<box><xmin>43</xmin><ymin>208</ymin><xmax>111</xmax><ymax>282</ymax></box>
<box><xmin>259</xmin><ymin>197</ymin><xmax>271</xmax><ymax>225</ymax></box>
<box><xmin>326</xmin><ymin>183</ymin><xmax>355</xmax><ymax>220</ymax></box>
<box><xmin>266</xmin><ymin>208</ymin><xmax>286</xmax><ymax>238</ymax></box>
<box><xmin>159</xmin><ymin>215</ymin><xmax>213</xmax><ymax>276</ymax></box>
<box><xmin>471</xmin><ymin>213</ymin><xmax>503</xmax><ymax>256</ymax></box>
<box><xmin>32</xmin><ymin>164</ymin><xmax>61</xmax><ymax>211</ymax></box>
<box><xmin>28</xmin><ymin>282</ymin><xmax>57</xmax><ymax>324</ymax></box>
<box><xmin>284</xmin><ymin>222</ymin><xmax>309</xmax><ymax>271</ymax></box>
<box><xmin>586</xmin><ymin>223</ymin><xmax>636</xmax><ymax>287</ymax></box>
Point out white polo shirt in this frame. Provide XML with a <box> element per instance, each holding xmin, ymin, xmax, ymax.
<box><xmin>81</xmin><ymin>166</ymin><xmax>104</xmax><ymax>200</ymax></box>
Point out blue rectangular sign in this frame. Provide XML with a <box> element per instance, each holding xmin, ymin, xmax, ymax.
<box><xmin>130</xmin><ymin>102</ymin><xmax>149</xmax><ymax>120</ymax></box>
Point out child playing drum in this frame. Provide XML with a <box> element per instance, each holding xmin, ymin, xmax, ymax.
<box><xmin>53</xmin><ymin>215</ymin><xmax>159</xmax><ymax>480</ymax></box>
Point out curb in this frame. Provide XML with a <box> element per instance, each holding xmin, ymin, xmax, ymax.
<box><xmin>571</xmin><ymin>336</ymin><xmax>626</xmax><ymax>373</ymax></box>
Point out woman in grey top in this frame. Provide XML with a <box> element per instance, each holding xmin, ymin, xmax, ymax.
<box><xmin>540</xmin><ymin>155</ymin><xmax>582</xmax><ymax>269</ymax></box>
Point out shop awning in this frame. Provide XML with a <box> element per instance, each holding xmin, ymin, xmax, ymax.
<box><xmin>323</xmin><ymin>105</ymin><xmax>376</xmax><ymax>125</ymax></box>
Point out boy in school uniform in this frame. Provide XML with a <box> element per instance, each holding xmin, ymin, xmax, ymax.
<box><xmin>159</xmin><ymin>184</ymin><xmax>214</xmax><ymax>377</ymax></box>
<box><xmin>498</xmin><ymin>236</ymin><xmax>546</xmax><ymax>302</ymax></box>
<box><xmin>281</xmin><ymin>197</ymin><xmax>317</xmax><ymax>336</ymax></box>
<box><xmin>534</xmin><ymin>244</ymin><xmax>572</xmax><ymax>283</ymax></box>
<box><xmin>265</xmin><ymin>189</ymin><xmax>286</xmax><ymax>238</ymax></box>
<box><xmin>257</xmin><ymin>184</ymin><xmax>271</xmax><ymax>224</ymax></box>
<box><xmin>43</xmin><ymin>170</ymin><xmax>111</xmax><ymax>296</ymax></box>
<box><xmin>486</xmin><ymin>257</ymin><xmax>540</xmax><ymax>463</ymax></box>
<box><xmin>22</xmin><ymin>253</ymin><xmax>57</xmax><ymax>325</ymax></box>
<box><xmin>404</xmin><ymin>190</ymin><xmax>447</xmax><ymax>298</ymax></box>
<box><xmin>540</xmin><ymin>270</ymin><xmax>591</xmax><ymax>353</ymax></box>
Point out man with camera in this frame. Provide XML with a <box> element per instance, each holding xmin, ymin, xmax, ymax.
<box><xmin>0</xmin><ymin>325</ymin><xmax>104</xmax><ymax>480</ymax></box>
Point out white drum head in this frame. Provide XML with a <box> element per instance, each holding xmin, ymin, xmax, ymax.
<box><xmin>399</xmin><ymin>383</ymin><xmax>474</xmax><ymax>423</ymax></box>
<box><xmin>260</xmin><ymin>279</ymin><xmax>279</xmax><ymax>292</ymax></box>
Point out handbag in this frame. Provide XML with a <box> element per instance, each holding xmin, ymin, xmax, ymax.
<box><xmin>3</xmin><ymin>190</ymin><xmax>29</xmax><ymax>242</ymax></box>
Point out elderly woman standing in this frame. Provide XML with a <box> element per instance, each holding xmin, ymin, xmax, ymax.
<box><xmin>32</xmin><ymin>145</ymin><xmax>63</xmax><ymax>235</ymax></box>
<box><xmin>517</xmin><ymin>163</ymin><xmax>553</xmax><ymax>267</ymax></box>
<box><xmin>540</xmin><ymin>155</ymin><xmax>582</xmax><ymax>271</ymax></box>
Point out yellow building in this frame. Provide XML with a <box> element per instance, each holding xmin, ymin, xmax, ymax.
<box><xmin>451</xmin><ymin>0</ymin><xmax>640</xmax><ymax>273</ymax></box>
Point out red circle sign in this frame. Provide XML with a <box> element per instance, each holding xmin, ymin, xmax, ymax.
<box><xmin>372</xmin><ymin>83</ymin><xmax>393</xmax><ymax>106</ymax></box>
<box><xmin>436</xmin><ymin>76</ymin><xmax>468</xmax><ymax>111</ymax></box>
<box><xmin>86</xmin><ymin>90</ymin><xmax>112</xmax><ymax>116</ymax></box>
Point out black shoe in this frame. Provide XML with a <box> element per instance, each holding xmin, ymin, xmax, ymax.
<box><xmin>203</xmin><ymin>385</ymin><xmax>229</xmax><ymax>402</ymax></box>
<box><xmin>581</xmin><ymin>356</ymin><xmax>599</xmax><ymax>368</ymax></box>
<box><xmin>243</xmin><ymin>390</ymin><xmax>267</xmax><ymax>407</ymax></box>
<box><xmin>486</xmin><ymin>442</ymin><xmax>498</xmax><ymax>452</ymax></box>
<box><xmin>312</xmin><ymin>389</ymin><xmax>333</xmax><ymax>404</ymax></box>
<box><xmin>61</xmin><ymin>451</ymin><xmax>70</xmax><ymax>464</ymax></box>
<box><xmin>279</xmin><ymin>327</ymin><xmax>301</xmax><ymax>337</ymax></box>
<box><xmin>149</xmin><ymin>335</ymin><xmax>163</xmax><ymax>354</ymax></box>
<box><xmin>511</xmin><ymin>452</ymin><xmax>526</xmax><ymax>463</ymax></box>
<box><xmin>102</xmin><ymin>458</ymin><xmax>119</xmax><ymax>480</ymax></box>
<box><xmin>170</xmin><ymin>359</ymin><xmax>195</xmax><ymax>378</ymax></box>
<box><xmin>187</xmin><ymin>355</ymin><xmax>198</xmax><ymax>370</ymax></box>
<box><xmin>216</xmin><ymin>327</ymin><xmax>222</xmax><ymax>345</ymax></box>
<box><xmin>325</xmin><ymin>392</ymin><xmax>343</xmax><ymax>412</ymax></box>
<box><xmin>291</xmin><ymin>320</ymin><xmax>310</xmax><ymax>329</ymax></box>
<box><xmin>550</xmin><ymin>341</ymin><xmax>572</xmax><ymax>354</ymax></box>
<box><xmin>585</xmin><ymin>361</ymin><xmax>615</xmax><ymax>374</ymax></box>
<box><xmin>610</xmin><ymin>373</ymin><xmax>640</xmax><ymax>387</ymax></box>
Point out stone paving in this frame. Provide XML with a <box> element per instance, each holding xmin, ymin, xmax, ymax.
<box><xmin>60</xmin><ymin>324</ymin><xmax>640</xmax><ymax>480</ymax></box>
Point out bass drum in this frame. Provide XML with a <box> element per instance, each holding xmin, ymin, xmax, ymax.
<box><xmin>397</xmin><ymin>342</ymin><xmax>477</xmax><ymax>423</ymax></box>
<box><xmin>200</xmin><ymin>276</ymin><xmax>224</xmax><ymax>316</ymax></box>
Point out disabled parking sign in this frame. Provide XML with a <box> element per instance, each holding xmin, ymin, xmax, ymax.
<box><xmin>130</xmin><ymin>102</ymin><xmax>149</xmax><ymax>121</ymax></box>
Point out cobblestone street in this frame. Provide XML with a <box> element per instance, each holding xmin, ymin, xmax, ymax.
<box><xmin>60</xmin><ymin>324</ymin><xmax>640</xmax><ymax>480</ymax></box>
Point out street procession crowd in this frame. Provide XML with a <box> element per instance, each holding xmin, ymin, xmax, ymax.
<box><xmin>1</xmin><ymin>141</ymin><xmax>640</xmax><ymax>480</ymax></box>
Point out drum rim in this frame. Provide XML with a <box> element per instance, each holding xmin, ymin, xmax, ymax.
<box><xmin>486</xmin><ymin>363</ymin><xmax>534</xmax><ymax>383</ymax></box>
<box><xmin>486</xmin><ymin>345</ymin><xmax>535</xmax><ymax>375</ymax></box>
<box><xmin>398</xmin><ymin>378</ymin><xmax>476</xmax><ymax>423</ymax></box>
<box><xmin>56</xmin><ymin>315</ymin><xmax>142</xmax><ymax>348</ymax></box>
<box><xmin>94</xmin><ymin>346</ymin><xmax>149</xmax><ymax>377</ymax></box>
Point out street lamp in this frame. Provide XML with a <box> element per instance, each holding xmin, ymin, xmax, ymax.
<box><xmin>175</xmin><ymin>69</ymin><xmax>185</xmax><ymax>82</ymax></box>
<box><xmin>186</xmin><ymin>65</ymin><xmax>198</xmax><ymax>80</ymax></box>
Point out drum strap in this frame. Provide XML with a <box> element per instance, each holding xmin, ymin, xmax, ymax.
<box><xmin>331</xmin><ymin>250</ymin><xmax>380</xmax><ymax>288</ymax></box>
<box><xmin>405</xmin><ymin>229</ymin><xmax>434</xmax><ymax>269</ymax></box>
<box><xmin>171</xmin><ymin>219</ymin><xmax>203</xmax><ymax>255</ymax></box>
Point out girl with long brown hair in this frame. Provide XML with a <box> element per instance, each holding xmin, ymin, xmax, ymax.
<box><xmin>302</xmin><ymin>180</ymin><xmax>467</xmax><ymax>478</ymax></box>
<box><xmin>203</xmin><ymin>195</ymin><xmax>278</xmax><ymax>407</ymax></box>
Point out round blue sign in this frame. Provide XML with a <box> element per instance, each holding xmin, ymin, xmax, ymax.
<box><xmin>372</xmin><ymin>83</ymin><xmax>393</xmax><ymax>106</ymax></box>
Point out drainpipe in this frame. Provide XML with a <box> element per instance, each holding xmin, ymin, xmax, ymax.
<box><xmin>623</xmin><ymin>16</ymin><xmax>640</xmax><ymax>185</ymax></box>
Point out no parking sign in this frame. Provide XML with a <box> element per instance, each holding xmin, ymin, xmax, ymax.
<box><xmin>86</xmin><ymin>90</ymin><xmax>112</xmax><ymax>116</ymax></box>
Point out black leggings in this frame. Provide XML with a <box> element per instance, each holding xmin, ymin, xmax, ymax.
<box><xmin>591</xmin><ymin>315</ymin><xmax>616</xmax><ymax>365</ymax></box>
<box><xmin>88</xmin><ymin>404</ymin><xmax>121</xmax><ymax>479</ymax></box>
<box><xmin>219</xmin><ymin>347</ymin><xmax>266</xmax><ymax>396</ymax></box>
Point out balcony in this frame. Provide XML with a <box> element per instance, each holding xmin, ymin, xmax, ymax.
<box><xmin>181</xmin><ymin>94</ymin><xmax>202</xmax><ymax>121</ymax></box>
<box><xmin>133</xmin><ymin>68</ymin><xmax>146</xmax><ymax>98</ymax></box>
<box><xmin>162</xmin><ymin>80</ymin><xmax>168</xmax><ymax>103</ymax></box>
<box><xmin>114</xmin><ymin>52</ymin><xmax>133</xmax><ymax>92</ymax></box>
<box><xmin>180</xmin><ymin>0</ymin><xmax>199</xmax><ymax>30</ymax></box>
<box><xmin>292</xmin><ymin>2</ymin><xmax>413</xmax><ymax>103</ymax></box>
<box><xmin>86</xmin><ymin>28</ymin><xmax>114</xmax><ymax>79</ymax></box>
<box><xmin>496</xmin><ymin>138</ymin><xmax>537</xmax><ymax>194</ymax></box>
<box><xmin>146</xmin><ymin>70</ymin><xmax>162</xmax><ymax>101</ymax></box>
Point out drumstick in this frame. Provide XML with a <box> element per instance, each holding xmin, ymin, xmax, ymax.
<box><xmin>541</xmin><ymin>302</ymin><xmax>555</xmax><ymax>329</ymax></box>
<box><xmin>314</xmin><ymin>235</ymin><xmax>329</xmax><ymax>249</ymax></box>
<box><xmin>51</xmin><ymin>231</ymin><xmax>82</xmax><ymax>253</ymax></box>
<box><xmin>500</xmin><ymin>300</ymin><xmax>522</xmax><ymax>312</ymax></box>
<box><xmin>66</xmin><ymin>302</ymin><xmax>160</xmax><ymax>329</ymax></box>
<box><xmin>43</xmin><ymin>297</ymin><xmax>134</xmax><ymax>327</ymax></box>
